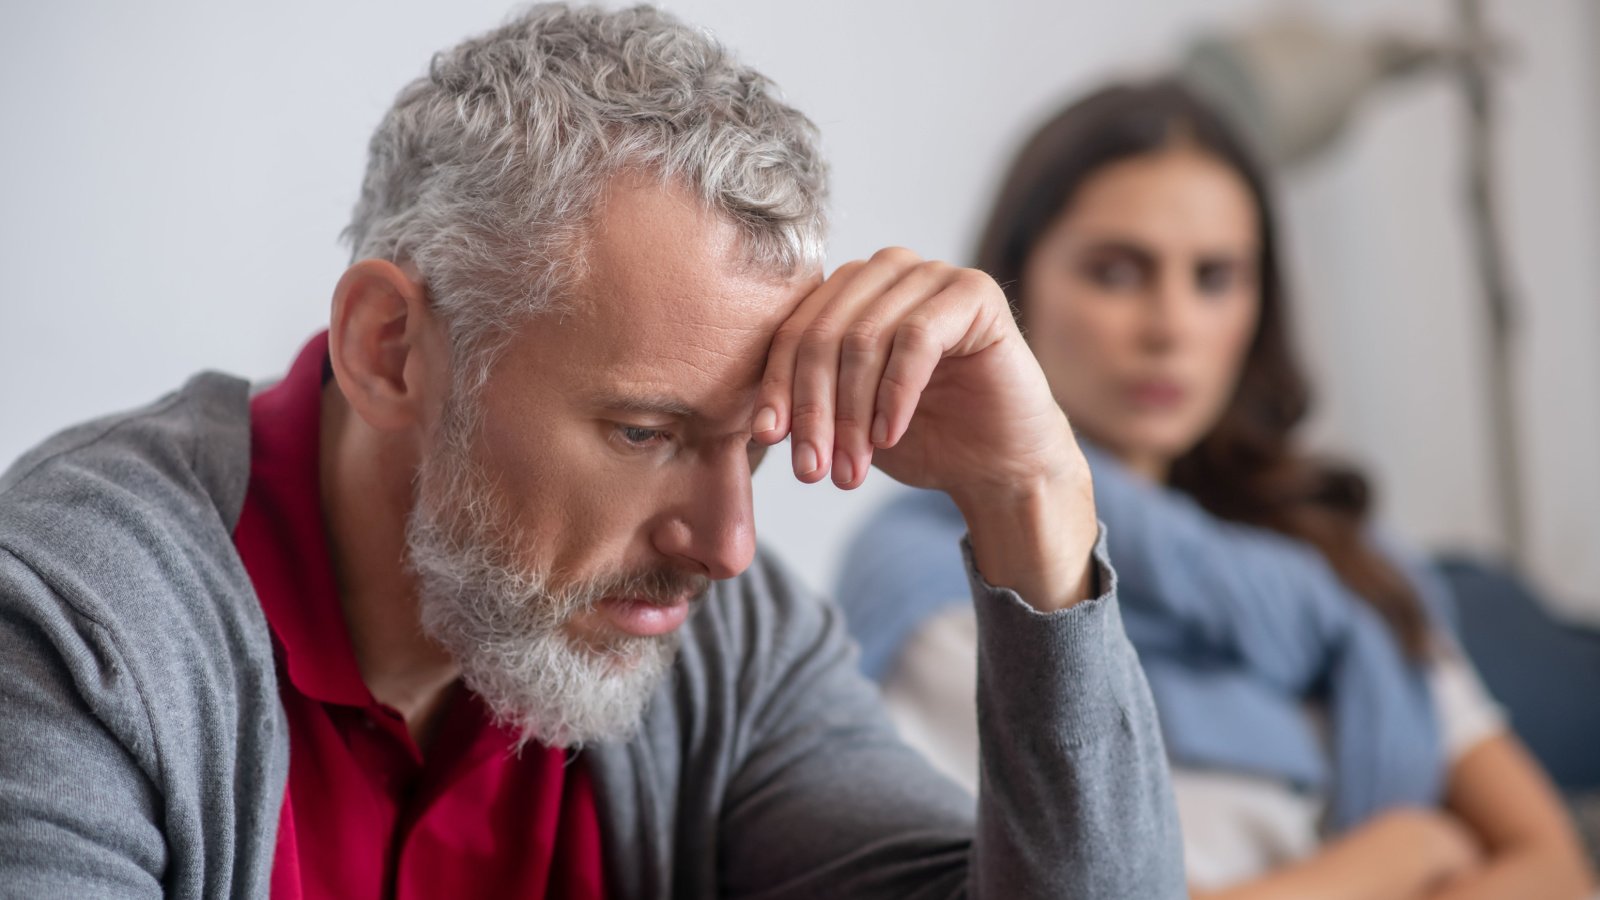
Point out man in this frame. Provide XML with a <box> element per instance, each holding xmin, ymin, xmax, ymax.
<box><xmin>0</xmin><ymin>5</ymin><xmax>1182</xmax><ymax>898</ymax></box>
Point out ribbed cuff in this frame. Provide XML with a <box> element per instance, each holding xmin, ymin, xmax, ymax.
<box><xmin>965</xmin><ymin>524</ymin><xmax>1129</xmax><ymax>746</ymax></box>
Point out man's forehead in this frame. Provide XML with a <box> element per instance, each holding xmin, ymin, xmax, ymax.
<box><xmin>546</xmin><ymin>177</ymin><xmax>813</xmax><ymax>415</ymax></box>
<box><xmin>567</xmin><ymin>294</ymin><xmax>791</xmax><ymax>428</ymax></box>
<box><xmin>572</xmin><ymin>244</ymin><xmax>804</xmax><ymax>360</ymax></box>
<box><xmin>579</xmin><ymin>175</ymin><xmax>812</xmax><ymax>323</ymax></box>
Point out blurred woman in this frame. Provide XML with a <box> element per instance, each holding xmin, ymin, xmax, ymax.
<box><xmin>837</xmin><ymin>79</ymin><xmax>1595</xmax><ymax>899</ymax></box>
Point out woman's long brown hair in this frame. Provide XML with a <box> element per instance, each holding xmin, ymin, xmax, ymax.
<box><xmin>974</xmin><ymin>79</ymin><xmax>1430</xmax><ymax>657</ymax></box>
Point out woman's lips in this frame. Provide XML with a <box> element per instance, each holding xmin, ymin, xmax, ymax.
<box><xmin>1126</xmin><ymin>379</ymin><xmax>1187</xmax><ymax>410</ymax></box>
<box><xmin>595</xmin><ymin>595</ymin><xmax>693</xmax><ymax>638</ymax></box>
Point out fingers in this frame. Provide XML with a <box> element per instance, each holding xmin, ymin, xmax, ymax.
<box><xmin>830</xmin><ymin>263</ymin><xmax>961</xmax><ymax>487</ymax></box>
<box><xmin>870</xmin><ymin>280</ymin><xmax>982</xmax><ymax>450</ymax></box>
<box><xmin>751</xmin><ymin>259</ymin><xmax>865</xmax><ymax>452</ymax></box>
<box><xmin>763</xmin><ymin>248</ymin><xmax>924</xmax><ymax>485</ymax></box>
<box><xmin>755</xmin><ymin>247</ymin><xmax>990</xmax><ymax>490</ymax></box>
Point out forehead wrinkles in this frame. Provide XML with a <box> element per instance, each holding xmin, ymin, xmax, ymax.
<box><xmin>566</xmin><ymin>284</ymin><xmax>799</xmax><ymax>418</ymax></box>
<box><xmin>592</xmin><ymin>317</ymin><xmax>775</xmax><ymax>432</ymax></box>
<box><xmin>533</xmin><ymin>179</ymin><xmax>810</xmax><ymax>428</ymax></box>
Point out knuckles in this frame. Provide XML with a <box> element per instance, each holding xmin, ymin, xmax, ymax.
<box><xmin>765</xmin><ymin>253</ymin><xmax>1007</xmax><ymax>395</ymax></box>
<box><xmin>890</xmin><ymin>317</ymin><xmax>936</xmax><ymax>354</ymax></box>
<box><xmin>788</xmin><ymin>399</ymin><xmax>831</xmax><ymax>431</ymax></box>
<box><xmin>950</xmin><ymin>266</ymin><xmax>1001</xmax><ymax>298</ymax></box>
<box><xmin>767</xmin><ymin>321</ymin><xmax>806</xmax><ymax>354</ymax></box>
<box><xmin>841</xmin><ymin>321</ymin><xmax>885</xmax><ymax>357</ymax></box>
<box><xmin>799</xmin><ymin>318</ymin><xmax>842</xmax><ymax>353</ymax></box>
<box><xmin>868</xmin><ymin>246</ymin><xmax>920</xmax><ymax>267</ymax></box>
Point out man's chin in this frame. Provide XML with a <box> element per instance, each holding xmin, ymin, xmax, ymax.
<box><xmin>465</xmin><ymin>630</ymin><xmax>681</xmax><ymax>750</ymax></box>
<box><xmin>568</xmin><ymin>624</ymin><xmax>679</xmax><ymax>665</ymax></box>
<box><xmin>548</xmin><ymin>645</ymin><xmax>665</xmax><ymax>691</ymax></box>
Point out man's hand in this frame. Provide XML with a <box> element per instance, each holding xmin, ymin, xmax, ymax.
<box><xmin>751</xmin><ymin>247</ymin><xmax>1099</xmax><ymax>611</ymax></box>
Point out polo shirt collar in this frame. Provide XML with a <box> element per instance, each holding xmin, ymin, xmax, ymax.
<box><xmin>237</xmin><ymin>331</ymin><xmax>374</xmax><ymax>709</ymax></box>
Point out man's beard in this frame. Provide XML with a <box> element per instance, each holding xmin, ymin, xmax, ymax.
<box><xmin>404</xmin><ymin>401</ymin><xmax>708</xmax><ymax>750</ymax></box>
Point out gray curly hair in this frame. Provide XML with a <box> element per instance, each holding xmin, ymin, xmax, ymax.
<box><xmin>343</xmin><ymin>3</ymin><xmax>829</xmax><ymax>392</ymax></box>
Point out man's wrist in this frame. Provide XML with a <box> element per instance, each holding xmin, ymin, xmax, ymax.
<box><xmin>949</xmin><ymin>468</ymin><xmax>1099</xmax><ymax>613</ymax></box>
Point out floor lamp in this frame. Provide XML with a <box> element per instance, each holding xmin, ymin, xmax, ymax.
<box><xmin>1180</xmin><ymin>2</ymin><xmax>1524</xmax><ymax>564</ymax></box>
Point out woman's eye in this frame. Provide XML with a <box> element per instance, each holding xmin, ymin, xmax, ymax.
<box><xmin>1085</xmin><ymin>256</ymin><xmax>1143</xmax><ymax>290</ymax></box>
<box><xmin>1196</xmin><ymin>261</ymin><xmax>1240</xmax><ymax>296</ymax></box>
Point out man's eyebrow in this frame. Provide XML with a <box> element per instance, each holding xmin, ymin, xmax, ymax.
<box><xmin>588</xmin><ymin>391</ymin><xmax>699</xmax><ymax>420</ymax></box>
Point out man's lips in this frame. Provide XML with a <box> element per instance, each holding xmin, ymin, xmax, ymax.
<box><xmin>595</xmin><ymin>594</ymin><xmax>694</xmax><ymax>638</ymax></box>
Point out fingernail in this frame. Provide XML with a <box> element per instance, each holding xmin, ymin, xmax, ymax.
<box><xmin>753</xmin><ymin>406</ymin><xmax>777</xmax><ymax>434</ymax></box>
<box><xmin>794</xmin><ymin>442</ymin><xmax>818</xmax><ymax>476</ymax></box>
<box><xmin>870</xmin><ymin>412</ymin><xmax>888</xmax><ymax>445</ymax></box>
<box><xmin>832</xmin><ymin>449</ymin><xmax>853</xmax><ymax>485</ymax></box>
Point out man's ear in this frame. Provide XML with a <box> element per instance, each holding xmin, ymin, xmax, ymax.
<box><xmin>327</xmin><ymin>259</ymin><xmax>448</xmax><ymax>432</ymax></box>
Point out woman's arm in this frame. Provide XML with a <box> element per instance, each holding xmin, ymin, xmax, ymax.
<box><xmin>1191</xmin><ymin>808</ymin><xmax>1483</xmax><ymax>900</ymax></box>
<box><xmin>881</xmin><ymin>611</ymin><xmax>1481</xmax><ymax>900</ymax></box>
<box><xmin>1424</xmin><ymin>734</ymin><xmax>1595</xmax><ymax>900</ymax></box>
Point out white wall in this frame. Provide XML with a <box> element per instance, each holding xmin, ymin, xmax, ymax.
<box><xmin>1284</xmin><ymin>0</ymin><xmax>1600</xmax><ymax>622</ymax></box>
<box><xmin>2</xmin><ymin>0</ymin><xmax>1595</xmax><ymax>620</ymax></box>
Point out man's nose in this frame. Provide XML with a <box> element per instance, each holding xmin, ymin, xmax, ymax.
<box><xmin>651</xmin><ymin>449</ymin><xmax>757</xmax><ymax>581</ymax></box>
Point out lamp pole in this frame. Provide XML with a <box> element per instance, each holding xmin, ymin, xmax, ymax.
<box><xmin>1456</xmin><ymin>0</ymin><xmax>1526</xmax><ymax>564</ymax></box>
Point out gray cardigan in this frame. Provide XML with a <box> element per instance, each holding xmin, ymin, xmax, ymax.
<box><xmin>0</xmin><ymin>372</ymin><xmax>1183</xmax><ymax>899</ymax></box>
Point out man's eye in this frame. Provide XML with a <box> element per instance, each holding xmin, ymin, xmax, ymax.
<box><xmin>616</xmin><ymin>425</ymin><xmax>669</xmax><ymax>448</ymax></box>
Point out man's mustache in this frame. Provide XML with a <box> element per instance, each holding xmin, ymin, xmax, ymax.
<box><xmin>582</xmin><ymin>567</ymin><xmax>712</xmax><ymax>609</ymax></box>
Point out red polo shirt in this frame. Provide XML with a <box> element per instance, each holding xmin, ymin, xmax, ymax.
<box><xmin>233</xmin><ymin>332</ymin><xmax>607</xmax><ymax>900</ymax></box>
